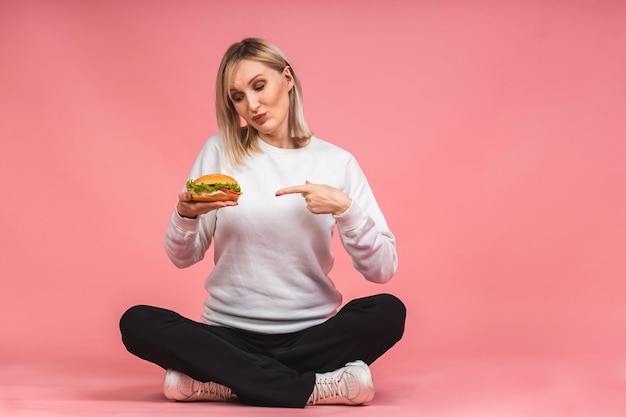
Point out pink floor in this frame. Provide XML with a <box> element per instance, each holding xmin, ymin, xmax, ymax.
<box><xmin>2</xmin><ymin>354</ymin><xmax>625</xmax><ymax>416</ymax></box>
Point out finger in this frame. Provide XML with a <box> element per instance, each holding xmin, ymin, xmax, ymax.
<box><xmin>275</xmin><ymin>185</ymin><xmax>307</xmax><ymax>196</ymax></box>
<box><xmin>178</xmin><ymin>191</ymin><xmax>193</xmax><ymax>202</ymax></box>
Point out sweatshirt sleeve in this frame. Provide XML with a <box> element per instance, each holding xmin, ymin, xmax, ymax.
<box><xmin>163</xmin><ymin>135</ymin><xmax>223</xmax><ymax>268</ymax></box>
<box><xmin>164</xmin><ymin>209</ymin><xmax>216</xmax><ymax>268</ymax></box>
<box><xmin>335</xmin><ymin>157</ymin><xmax>398</xmax><ymax>284</ymax></box>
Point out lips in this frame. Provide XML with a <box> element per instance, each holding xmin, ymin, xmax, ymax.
<box><xmin>252</xmin><ymin>112</ymin><xmax>267</xmax><ymax>123</ymax></box>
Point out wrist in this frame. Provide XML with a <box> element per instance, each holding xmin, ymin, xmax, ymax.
<box><xmin>176</xmin><ymin>203</ymin><xmax>198</xmax><ymax>219</ymax></box>
<box><xmin>333</xmin><ymin>198</ymin><xmax>352</xmax><ymax>217</ymax></box>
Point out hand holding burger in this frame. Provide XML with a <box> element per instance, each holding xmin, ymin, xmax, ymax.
<box><xmin>177</xmin><ymin>174</ymin><xmax>241</xmax><ymax>218</ymax></box>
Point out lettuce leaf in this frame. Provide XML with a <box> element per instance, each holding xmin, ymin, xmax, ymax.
<box><xmin>186</xmin><ymin>180</ymin><xmax>241</xmax><ymax>193</ymax></box>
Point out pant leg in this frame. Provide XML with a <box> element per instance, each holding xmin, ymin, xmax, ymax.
<box><xmin>119</xmin><ymin>305</ymin><xmax>315</xmax><ymax>408</ymax></box>
<box><xmin>268</xmin><ymin>293</ymin><xmax>406</xmax><ymax>373</ymax></box>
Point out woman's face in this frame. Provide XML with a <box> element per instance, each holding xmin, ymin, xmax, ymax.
<box><xmin>229</xmin><ymin>59</ymin><xmax>294</xmax><ymax>144</ymax></box>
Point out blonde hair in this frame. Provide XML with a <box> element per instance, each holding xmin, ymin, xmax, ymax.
<box><xmin>215</xmin><ymin>38</ymin><xmax>312</xmax><ymax>166</ymax></box>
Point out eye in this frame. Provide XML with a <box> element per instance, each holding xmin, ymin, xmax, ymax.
<box><xmin>231</xmin><ymin>94</ymin><xmax>244</xmax><ymax>103</ymax></box>
<box><xmin>254</xmin><ymin>82</ymin><xmax>265</xmax><ymax>92</ymax></box>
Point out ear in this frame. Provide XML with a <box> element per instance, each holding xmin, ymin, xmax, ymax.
<box><xmin>282</xmin><ymin>66</ymin><xmax>295</xmax><ymax>90</ymax></box>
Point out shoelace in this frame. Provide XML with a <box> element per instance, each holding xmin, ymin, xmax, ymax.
<box><xmin>309</xmin><ymin>373</ymin><xmax>345</xmax><ymax>405</ymax></box>
<box><xmin>193</xmin><ymin>380</ymin><xmax>234</xmax><ymax>401</ymax></box>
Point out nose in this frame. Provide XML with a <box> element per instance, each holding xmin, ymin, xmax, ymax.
<box><xmin>247</xmin><ymin>94</ymin><xmax>261</xmax><ymax>112</ymax></box>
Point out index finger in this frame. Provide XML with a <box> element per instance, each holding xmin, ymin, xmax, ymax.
<box><xmin>275</xmin><ymin>185</ymin><xmax>307</xmax><ymax>196</ymax></box>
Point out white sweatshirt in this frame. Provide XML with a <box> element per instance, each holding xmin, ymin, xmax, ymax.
<box><xmin>165</xmin><ymin>134</ymin><xmax>397</xmax><ymax>334</ymax></box>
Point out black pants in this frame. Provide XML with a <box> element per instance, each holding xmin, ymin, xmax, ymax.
<box><xmin>119</xmin><ymin>293</ymin><xmax>406</xmax><ymax>408</ymax></box>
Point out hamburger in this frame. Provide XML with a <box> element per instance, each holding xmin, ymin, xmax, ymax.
<box><xmin>186</xmin><ymin>174</ymin><xmax>242</xmax><ymax>202</ymax></box>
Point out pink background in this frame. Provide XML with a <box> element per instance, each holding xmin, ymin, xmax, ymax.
<box><xmin>1</xmin><ymin>1</ymin><xmax>626</xmax><ymax>415</ymax></box>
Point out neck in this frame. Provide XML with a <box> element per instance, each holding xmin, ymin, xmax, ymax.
<box><xmin>259</xmin><ymin>132</ymin><xmax>297</xmax><ymax>149</ymax></box>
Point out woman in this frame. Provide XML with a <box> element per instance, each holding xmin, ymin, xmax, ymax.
<box><xmin>120</xmin><ymin>38</ymin><xmax>406</xmax><ymax>408</ymax></box>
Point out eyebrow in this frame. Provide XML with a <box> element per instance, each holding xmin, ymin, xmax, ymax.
<box><xmin>229</xmin><ymin>74</ymin><xmax>264</xmax><ymax>93</ymax></box>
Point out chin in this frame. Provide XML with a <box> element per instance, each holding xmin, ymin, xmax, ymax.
<box><xmin>257</xmin><ymin>125</ymin><xmax>277</xmax><ymax>135</ymax></box>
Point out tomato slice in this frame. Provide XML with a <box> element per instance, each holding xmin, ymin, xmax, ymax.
<box><xmin>219</xmin><ymin>188</ymin><xmax>242</xmax><ymax>196</ymax></box>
